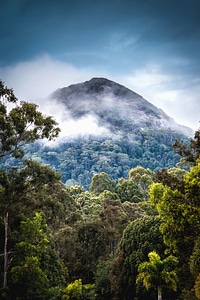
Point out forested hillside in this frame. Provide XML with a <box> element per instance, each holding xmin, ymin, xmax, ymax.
<box><xmin>0</xmin><ymin>78</ymin><xmax>191</xmax><ymax>189</ymax></box>
<box><xmin>0</xmin><ymin>80</ymin><xmax>200</xmax><ymax>300</ymax></box>
<box><xmin>23</xmin><ymin>129</ymin><xmax>188</xmax><ymax>190</ymax></box>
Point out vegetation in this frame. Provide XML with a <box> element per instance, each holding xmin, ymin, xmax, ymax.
<box><xmin>136</xmin><ymin>251</ymin><xmax>178</xmax><ymax>300</ymax></box>
<box><xmin>0</xmin><ymin>80</ymin><xmax>199</xmax><ymax>300</ymax></box>
<box><xmin>19</xmin><ymin>128</ymin><xmax>188</xmax><ymax>190</ymax></box>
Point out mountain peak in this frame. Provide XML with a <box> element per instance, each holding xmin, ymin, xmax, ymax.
<box><xmin>50</xmin><ymin>77</ymin><xmax>193</xmax><ymax>137</ymax></box>
<box><xmin>52</xmin><ymin>77</ymin><xmax>141</xmax><ymax>99</ymax></box>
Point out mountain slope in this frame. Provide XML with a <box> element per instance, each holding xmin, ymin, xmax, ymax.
<box><xmin>50</xmin><ymin>77</ymin><xmax>193</xmax><ymax>137</ymax></box>
<box><xmin>2</xmin><ymin>78</ymin><xmax>192</xmax><ymax>190</ymax></box>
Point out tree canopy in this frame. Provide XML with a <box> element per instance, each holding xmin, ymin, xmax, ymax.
<box><xmin>0</xmin><ymin>80</ymin><xmax>60</xmax><ymax>159</ymax></box>
<box><xmin>136</xmin><ymin>251</ymin><xmax>178</xmax><ymax>300</ymax></box>
<box><xmin>0</xmin><ymin>80</ymin><xmax>199</xmax><ymax>300</ymax></box>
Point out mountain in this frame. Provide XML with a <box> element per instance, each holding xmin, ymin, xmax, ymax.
<box><xmin>3</xmin><ymin>78</ymin><xmax>192</xmax><ymax>190</ymax></box>
<box><xmin>50</xmin><ymin>77</ymin><xmax>193</xmax><ymax>137</ymax></box>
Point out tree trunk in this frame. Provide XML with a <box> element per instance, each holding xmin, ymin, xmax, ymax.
<box><xmin>3</xmin><ymin>211</ymin><xmax>8</xmax><ymax>288</ymax></box>
<box><xmin>158</xmin><ymin>286</ymin><xmax>162</xmax><ymax>300</ymax></box>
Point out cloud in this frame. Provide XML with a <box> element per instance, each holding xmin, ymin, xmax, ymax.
<box><xmin>39</xmin><ymin>97</ymin><xmax>110</xmax><ymax>145</ymax></box>
<box><xmin>0</xmin><ymin>55</ymin><xmax>199</xmax><ymax>133</ymax></box>
<box><xmin>0</xmin><ymin>54</ymin><xmax>92</xmax><ymax>101</ymax></box>
<box><xmin>118</xmin><ymin>66</ymin><xmax>200</xmax><ymax>130</ymax></box>
<box><xmin>42</xmin><ymin>114</ymin><xmax>111</xmax><ymax>146</ymax></box>
<box><xmin>0</xmin><ymin>55</ymin><xmax>111</xmax><ymax>142</ymax></box>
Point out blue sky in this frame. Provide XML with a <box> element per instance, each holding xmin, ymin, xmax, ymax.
<box><xmin>0</xmin><ymin>0</ymin><xmax>200</xmax><ymax>131</ymax></box>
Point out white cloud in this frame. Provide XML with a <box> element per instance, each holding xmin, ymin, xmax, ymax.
<box><xmin>118</xmin><ymin>66</ymin><xmax>200</xmax><ymax>131</ymax></box>
<box><xmin>39</xmin><ymin>97</ymin><xmax>110</xmax><ymax>143</ymax></box>
<box><xmin>0</xmin><ymin>55</ymin><xmax>199</xmax><ymax>133</ymax></box>
<box><xmin>0</xmin><ymin>55</ymin><xmax>111</xmax><ymax>140</ymax></box>
<box><xmin>59</xmin><ymin>114</ymin><xmax>110</xmax><ymax>138</ymax></box>
<box><xmin>0</xmin><ymin>54</ymin><xmax>92</xmax><ymax>101</ymax></box>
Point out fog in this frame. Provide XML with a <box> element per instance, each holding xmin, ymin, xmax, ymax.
<box><xmin>121</xmin><ymin>67</ymin><xmax>200</xmax><ymax>131</ymax></box>
<box><xmin>39</xmin><ymin>97</ymin><xmax>111</xmax><ymax>146</ymax></box>
<box><xmin>0</xmin><ymin>55</ymin><xmax>199</xmax><ymax>134</ymax></box>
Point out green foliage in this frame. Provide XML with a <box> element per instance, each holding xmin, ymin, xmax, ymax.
<box><xmin>153</xmin><ymin>167</ymin><xmax>186</xmax><ymax>192</ymax></box>
<box><xmin>149</xmin><ymin>161</ymin><xmax>200</xmax><ymax>297</ymax></box>
<box><xmin>10</xmin><ymin>213</ymin><xmax>66</xmax><ymax>299</ymax></box>
<box><xmin>69</xmin><ymin>186</ymin><xmax>102</xmax><ymax>222</ymax></box>
<box><xmin>0</xmin><ymin>81</ymin><xmax>63</xmax><ymax>299</ymax></box>
<box><xmin>4</xmin><ymin>128</ymin><xmax>188</xmax><ymax>190</ymax></box>
<box><xmin>11</xmin><ymin>256</ymin><xmax>49</xmax><ymax>300</ymax></box>
<box><xmin>150</xmin><ymin>163</ymin><xmax>200</xmax><ymax>259</ymax></box>
<box><xmin>194</xmin><ymin>274</ymin><xmax>200</xmax><ymax>299</ymax></box>
<box><xmin>184</xmin><ymin>161</ymin><xmax>200</xmax><ymax>208</ymax></box>
<box><xmin>0</xmin><ymin>80</ymin><xmax>60</xmax><ymax>159</ymax></box>
<box><xmin>90</xmin><ymin>172</ymin><xmax>116</xmax><ymax>195</ymax></box>
<box><xmin>58</xmin><ymin>182</ymin><xmax>147</xmax><ymax>286</ymax></box>
<box><xmin>0</xmin><ymin>80</ymin><xmax>17</xmax><ymax>103</ymax></box>
<box><xmin>62</xmin><ymin>279</ymin><xmax>95</xmax><ymax>300</ymax></box>
<box><xmin>129</xmin><ymin>166</ymin><xmax>153</xmax><ymax>188</ymax></box>
<box><xmin>0</xmin><ymin>80</ymin><xmax>198</xmax><ymax>300</ymax></box>
<box><xmin>95</xmin><ymin>258</ymin><xmax>112</xmax><ymax>299</ymax></box>
<box><xmin>0</xmin><ymin>159</ymin><xmax>62</xmax><ymax>233</ymax></box>
<box><xmin>136</xmin><ymin>251</ymin><xmax>178</xmax><ymax>298</ymax></box>
<box><xmin>110</xmin><ymin>216</ymin><xmax>165</xmax><ymax>299</ymax></box>
<box><xmin>173</xmin><ymin>128</ymin><xmax>200</xmax><ymax>166</ymax></box>
<box><xmin>190</xmin><ymin>237</ymin><xmax>200</xmax><ymax>299</ymax></box>
<box><xmin>116</xmin><ymin>178</ymin><xmax>144</xmax><ymax>203</ymax></box>
<box><xmin>100</xmin><ymin>196</ymin><xmax>128</xmax><ymax>255</ymax></box>
<box><xmin>16</xmin><ymin>212</ymin><xmax>49</xmax><ymax>254</ymax></box>
<box><xmin>190</xmin><ymin>237</ymin><xmax>200</xmax><ymax>279</ymax></box>
<box><xmin>63</xmin><ymin>279</ymin><xmax>83</xmax><ymax>300</ymax></box>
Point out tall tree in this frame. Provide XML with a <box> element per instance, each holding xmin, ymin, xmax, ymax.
<box><xmin>95</xmin><ymin>258</ymin><xmax>112</xmax><ymax>300</ymax></box>
<box><xmin>110</xmin><ymin>216</ymin><xmax>166</xmax><ymax>300</ymax></box>
<box><xmin>0</xmin><ymin>80</ymin><xmax>60</xmax><ymax>159</ymax></box>
<box><xmin>149</xmin><ymin>161</ymin><xmax>200</xmax><ymax>298</ymax></box>
<box><xmin>129</xmin><ymin>165</ymin><xmax>153</xmax><ymax>198</ymax></box>
<box><xmin>90</xmin><ymin>172</ymin><xmax>116</xmax><ymax>196</ymax></box>
<box><xmin>10</xmin><ymin>212</ymin><xmax>66</xmax><ymax>300</ymax></box>
<box><xmin>136</xmin><ymin>251</ymin><xmax>178</xmax><ymax>300</ymax></box>
<box><xmin>0</xmin><ymin>80</ymin><xmax>60</xmax><ymax>292</ymax></box>
<box><xmin>116</xmin><ymin>178</ymin><xmax>144</xmax><ymax>203</ymax></box>
<box><xmin>0</xmin><ymin>160</ymin><xmax>63</xmax><ymax>297</ymax></box>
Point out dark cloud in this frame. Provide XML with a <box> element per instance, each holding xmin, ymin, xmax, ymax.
<box><xmin>0</xmin><ymin>0</ymin><xmax>200</xmax><ymax>130</ymax></box>
<box><xmin>1</xmin><ymin>0</ymin><xmax>200</xmax><ymax>66</ymax></box>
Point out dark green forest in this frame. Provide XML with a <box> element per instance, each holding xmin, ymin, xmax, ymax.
<box><xmin>26</xmin><ymin>128</ymin><xmax>188</xmax><ymax>190</ymax></box>
<box><xmin>0</xmin><ymin>81</ymin><xmax>200</xmax><ymax>300</ymax></box>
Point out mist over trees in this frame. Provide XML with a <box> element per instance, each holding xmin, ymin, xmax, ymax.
<box><xmin>0</xmin><ymin>78</ymin><xmax>191</xmax><ymax>190</ymax></box>
<box><xmin>0</xmin><ymin>80</ymin><xmax>200</xmax><ymax>300</ymax></box>
<box><xmin>1</xmin><ymin>128</ymin><xmax>188</xmax><ymax>191</ymax></box>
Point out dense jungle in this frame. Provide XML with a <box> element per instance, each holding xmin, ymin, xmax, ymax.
<box><xmin>0</xmin><ymin>80</ymin><xmax>200</xmax><ymax>300</ymax></box>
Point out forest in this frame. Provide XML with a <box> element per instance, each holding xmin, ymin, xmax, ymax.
<box><xmin>25</xmin><ymin>127</ymin><xmax>188</xmax><ymax>190</ymax></box>
<box><xmin>0</xmin><ymin>77</ymin><xmax>190</xmax><ymax>191</ymax></box>
<box><xmin>0</xmin><ymin>80</ymin><xmax>200</xmax><ymax>300</ymax></box>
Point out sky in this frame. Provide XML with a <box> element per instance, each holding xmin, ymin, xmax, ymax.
<box><xmin>0</xmin><ymin>0</ymin><xmax>200</xmax><ymax>132</ymax></box>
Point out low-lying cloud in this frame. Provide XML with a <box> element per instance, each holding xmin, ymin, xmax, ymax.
<box><xmin>35</xmin><ymin>95</ymin><xmax>111</xmax><ymax>146</ymax></box>
<box><xmin>0</xmin><ymin>55</ymin><xmax>199</xmax><ymax>134</ymax></box>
